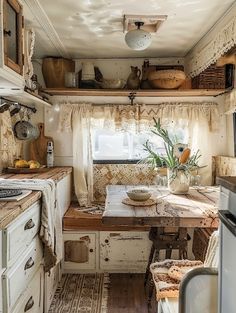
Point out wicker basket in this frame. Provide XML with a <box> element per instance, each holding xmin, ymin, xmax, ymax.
<box><xmin>148</xmin><ymin>69</ymin><xmax>186</xmax><ymax>89</ymax></box>
<box><xmin>192</xmin><ymin>64</ymin><xmax>226</xmax><ymax>89</ymax></box>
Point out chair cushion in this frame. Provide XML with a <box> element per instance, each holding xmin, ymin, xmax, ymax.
<box><xmin>150</xmin><ymin>259</ymin><xmax>203</xmax><ymax>301</ymax></box>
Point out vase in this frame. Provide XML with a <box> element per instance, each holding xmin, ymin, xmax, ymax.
<box><xmin>167</xmin><ymin>169</ymin><xmax>190</xmax><ymax>194</ymax></box>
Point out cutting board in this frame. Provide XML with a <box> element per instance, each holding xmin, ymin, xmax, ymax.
<box><xmin>29</xmin><ymin>123</ymin><xmax>53</xmax><ymax>165</ymax></box>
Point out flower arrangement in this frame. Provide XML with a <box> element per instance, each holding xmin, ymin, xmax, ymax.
<box><xmin>143</xmin><ymin>118</ymin><xmax>201</xmax><ymax>173</ymax></box>
<box><xmin>142</xmin><ymin>118</ymin><xmax>203</xmax><ymax>194</ymax></box>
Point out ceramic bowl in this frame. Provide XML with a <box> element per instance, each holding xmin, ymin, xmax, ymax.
<box><xmin>98</xmin><ymin>79</ymin><xmax>126</xmax><ymax>89</ymax></box>
<box><xmin>126</xmin><ymin>189</ymin><xmax>151</xmax><ymax>201</ymax></box>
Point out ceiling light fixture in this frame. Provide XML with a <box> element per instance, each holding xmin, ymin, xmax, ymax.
<box><xmin>125</xmin><ymin>21</ymin><xmax>152</xmax><ymax>51</ymax></box>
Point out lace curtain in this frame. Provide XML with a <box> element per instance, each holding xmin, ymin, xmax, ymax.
<box><xmin>58</xmin><ymin>101</ymin><xmax>220</xmax><ymax>205</ymax></box>
<box><xmin>185</xmin><ymin>8</ymin><xmax>236</xmax><ymax>77</ymax></box>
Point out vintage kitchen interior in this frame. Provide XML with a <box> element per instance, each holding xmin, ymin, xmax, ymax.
<box><xmin>1</xmin><ymin>0</ymin><xmax>236</xmax><ymax>312</ymax></box>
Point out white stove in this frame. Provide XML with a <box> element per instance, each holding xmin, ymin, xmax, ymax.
<box><xmin>0</xmin><ymin>189</ymin><xmax>32</xmax><ymax>202</ymax></box>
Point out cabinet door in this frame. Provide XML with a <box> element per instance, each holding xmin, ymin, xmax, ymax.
<box><xmin>63</xmin><ymin>233</ymin><xmax>96</xmax><ymax>272</ymax></box>
<box><xmin>56</xmin><ymin>174</ymin><xmax>71</xmax><ymax>219</ymax></box>
<box><xmin>100</xmin><ymin>231</ymin><xmax>151</xmax><ymax>272</ymax></box>
<box><xmin>3</xmin><ymin>0</ymin><xmax>23</xmax><ymax>75</ymax></box>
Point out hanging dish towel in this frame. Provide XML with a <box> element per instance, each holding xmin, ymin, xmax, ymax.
<box><xmin>0</xmin><ymin>178</ymin><xmax>62</xmax><ymax>272</ymax></box>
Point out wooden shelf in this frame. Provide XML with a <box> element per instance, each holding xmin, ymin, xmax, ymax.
<box><xmin>6</xmin><ymin>90</ymin><xmax>52</xmax><ymax>107</ymax></box>
<box><xmin>42</xmin><ymin>88</ymin><xmax>226</xmax><ymax>97</ymax></box>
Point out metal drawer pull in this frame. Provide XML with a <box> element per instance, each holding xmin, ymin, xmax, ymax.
<box><xmin>24</xmin><ymin>219</ymin><xmax>35</xmax><ymax>230</ymax></box>
<box><xmin>24</xmin><ymin>296</ymin><xmax>34</xmax><ymax>312</ymax></box>
<box><xmin>24</xmin><ymin>257</ymin><xmax>35</xmax><ymax>270</ymax></box>
<box><xmin>4</xmin><ymin>29</ymin><xmax>11</xmax><ymax>37</ymax></box>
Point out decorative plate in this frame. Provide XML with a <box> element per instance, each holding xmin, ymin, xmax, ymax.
<box><xmin>122</xmin><ymin>197</ymin><xmax>157</xmax><ymax>207</ymax></box>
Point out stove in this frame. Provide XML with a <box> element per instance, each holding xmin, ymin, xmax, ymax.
<box><xmin>0</xmin><ymin>189</ymin><xmax>32</xmax><ymax>201</ymax></box>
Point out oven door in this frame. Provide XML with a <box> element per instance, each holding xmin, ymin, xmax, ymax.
<box><xmin>219</xmin><ymin>210</ymin><xmax>236</xmax><ymax>313</ymax></box>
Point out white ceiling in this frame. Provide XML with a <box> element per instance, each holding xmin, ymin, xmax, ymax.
<box><xmin>23</xmin><ymin>0</ymin><xmax>235</xmax><ymax>59</ymax></box>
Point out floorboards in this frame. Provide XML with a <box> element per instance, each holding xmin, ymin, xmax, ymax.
<box><xmin>108</xmin><ymin>274</ymin><xmax>152</xmax><ymax>313</ymax></box>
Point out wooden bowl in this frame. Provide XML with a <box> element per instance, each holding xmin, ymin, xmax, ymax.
<box><xmin>148</xmin><ymin>69</ymin><xmax>186</xmax><ymax>89</ymax></box>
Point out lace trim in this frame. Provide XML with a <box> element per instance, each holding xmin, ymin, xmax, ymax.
<box><xmin>186</xmin><ymin>12</ymin><xmax>236</xmax><ymax>77</ymax></box>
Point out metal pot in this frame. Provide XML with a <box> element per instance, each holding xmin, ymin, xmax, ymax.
<box><xmin>13</xmin><ymin>120</ymin><xmax>38</xmax><ymax>140</ymax></box>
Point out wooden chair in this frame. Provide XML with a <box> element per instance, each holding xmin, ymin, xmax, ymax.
<box><xmin>144</xmin><ymin>227</ymin><xmax>189</xmax><ymax>308</ymax></box>
<box><xmin>151</xmin><ymin>230</ymin><xmax>219</xmax><ymax>313</ymax></box>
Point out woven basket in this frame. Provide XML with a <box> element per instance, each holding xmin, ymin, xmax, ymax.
<box><xmin>148</xmin><ymin>69</ymin><xmax>186</xmax><ymax>89</ymax></box>
<box><xmin>192</xmin><ymin>64</ymin><xmax>225</xmax><ymax>89</ymax></box>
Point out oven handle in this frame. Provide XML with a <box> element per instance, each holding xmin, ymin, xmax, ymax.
<box><xmin>219</xmin><ymin>210</ymin><xmax>236</xmax><ymax>237</ymax></box>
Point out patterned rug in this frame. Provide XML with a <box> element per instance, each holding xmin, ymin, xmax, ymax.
<box><xmin>48</xmin><ymin>274</ymin><xmax>109</xmax><ymax>313</ymax></box>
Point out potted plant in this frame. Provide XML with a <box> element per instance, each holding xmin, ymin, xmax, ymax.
<box><xmin>142</xmin><ymin>118</ymin><xmax>202</xmax><ymax>194</ymax></box>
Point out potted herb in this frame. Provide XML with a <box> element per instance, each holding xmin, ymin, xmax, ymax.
<box><xmin>142</xmin><ymin>118</ymin><xmax>202</xmax><ymax>194</ymax></box>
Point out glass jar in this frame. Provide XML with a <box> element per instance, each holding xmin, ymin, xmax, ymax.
<box><xmin>65</xmin><ymin>72</ymin><xmax>76</xmax><ymax>88</ymax></box>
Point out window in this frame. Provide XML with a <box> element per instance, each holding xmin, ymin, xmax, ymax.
<box><xmin>91</xmin><ymin>121</ymin><xmax>189</xmax><ymax>161</ymax></box>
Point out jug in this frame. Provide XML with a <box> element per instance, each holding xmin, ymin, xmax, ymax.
<box><xmin>127</xmin><ymin>66</ymin><xmax>141</xmax><ymax>90</ymax></box>
<box><xmin>81</xmin><ymin>62</ymin><xmax>95</xmax><ymax>81</ymax></box>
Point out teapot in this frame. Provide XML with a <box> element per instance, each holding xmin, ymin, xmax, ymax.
<box><xmin>127</xmin><ymin>66</ymin><xmax>141</xmax><ymax>90</ymax></box>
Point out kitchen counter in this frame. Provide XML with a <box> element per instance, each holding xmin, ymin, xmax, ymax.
<box><xmin>216</xmin><ymin>176</ymin><xmax>236</xmax><ymax>193</ymax></box>
<box><xmin>0</xmin><ymin>167</ymin><xmax>72</xmax><ymax>229</ymax></box>
<box><xmin>1</xmin><ymin>166</ymin><xmax>72</xmax><ymax>182</ymax></box>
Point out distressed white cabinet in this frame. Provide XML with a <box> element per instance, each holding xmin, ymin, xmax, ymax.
<box><xmin>44</xmin><ymin>173</ymin><xmax>72</xmax><ymax>312</ymax></box>
<box><xmin>100</xmin><ymin>231</ymin><xmax>151</xmax><ymax>272</ymax></box>
<box><xmin>63</xmin><ymin>232</ymin><xmax>97</xmax><ymax>273</ymax></box>
<box><xmin>0</xmin><ymin>0</ymin><xmax>24</xmax><ymax>94</ymax></box>
<box><xmin>1</xmin><ymin>202</ymin><xmax>43</xmax><ymax>313</ymax></box>
<box><xmin>62</xmin><ymin>230</ymin><xmax>152</xmax><ymax>273</ymax></box>
<box><xmin>0</xmin><ymin>231</ymin><xmax>3</xmax><ymax>313</ymax></box>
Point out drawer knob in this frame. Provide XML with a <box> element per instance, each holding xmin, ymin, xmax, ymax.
<box><xmin>105</xmin><ymin>239</ymin><xmax>109</xmax><ymax>243</ymax></box>
<box><xmin>24</xmin><ymin>257</ymin><xmax>35</xmax><ymax>270</ymax></box>
<box><xmin>89</xmin><ymin>249</ymin><xmax>94</xmax><ymax>253</ymax></box>
<box><xmin>24</xmin><ymin>219</ymin><xmax>35</xmax><ymax>230</ymax></box>
<box><xmin>105</xmin><ymin>258</ymin><xmax>109</xmax><ymax>262</ymax></box>
<box><xmin>24</xmin><ymin>296</ymin><xmax>34</xmax><ymax>312</ymax></box>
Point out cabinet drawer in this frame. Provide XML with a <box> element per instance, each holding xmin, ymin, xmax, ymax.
<box><xmin>100</xmin><ymin>231</ymin><xmax>151</xmax><ymax>272</ymax></box>
<box><xmin>63</xmin><ymin>232</ymin><xmax>96</xmax><ymax>272</ymax></box>
<box><xmin>2</xmin><ymin>237</ymin><xmax>43</xmax><ymax>312</ymax></box>
<box><xmin>56</xmin><ymin>174</ymin><xmax>71</xmax><ymax>218</ymax></box>
<box><xmin>3</xmin><ymin>201</ymin><xmax>40</xmax><ymax>268</ymax></box>
<box><xmin>12</xmin><ymin>266</ymin><xmax>44</xmax><ymax>313</ymax></box>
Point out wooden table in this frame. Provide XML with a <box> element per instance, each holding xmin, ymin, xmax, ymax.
<box><xmin>102</xmin><ymin>185</ymin><xmax>219</xmax><ymax>228</ymax></box>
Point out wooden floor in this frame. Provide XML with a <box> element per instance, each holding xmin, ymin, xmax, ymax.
<box><xmin>108</xmin><ymin>274</ymin><xmax>153</xmax><ymax>313</ymax></box>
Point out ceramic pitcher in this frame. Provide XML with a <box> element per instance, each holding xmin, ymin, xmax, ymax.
<box><xmin>127</xmin><ymin>66</ymin><xmax>141</xmax><ymax>89</ymax></box>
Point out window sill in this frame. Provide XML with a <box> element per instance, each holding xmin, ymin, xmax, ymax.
<box><xmin>93</xmin><ymin>159</ymin><xmax>140</xmax><ymax>164</ymax></box>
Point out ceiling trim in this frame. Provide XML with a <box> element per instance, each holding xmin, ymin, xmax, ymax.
<box><xmin>22</xmin><ymin>0</ymin><xmax>70</xmax><ymax>58</ymax></box>
<box><xmin>185</xmin><ymin>2</ymin><xmax>236</xmax><ymax>77</ymax></box>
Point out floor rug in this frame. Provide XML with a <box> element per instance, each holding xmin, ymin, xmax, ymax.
<box><xmin>48</xmin><ymin>273</ymin><xmax>109</xmax><ymax>313</ymax></box>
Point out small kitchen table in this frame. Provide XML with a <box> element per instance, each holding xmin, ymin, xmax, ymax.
<box><xmin>102</xmin><ymin>185</ymin><xmax>219</xmax><ymax>228</ymax></box>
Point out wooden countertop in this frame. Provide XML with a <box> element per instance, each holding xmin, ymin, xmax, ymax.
<box><xmin>0</xmin><ymin>166</ymin><xmax>72</xmax><ymax>182</ymax></box>
<box><xmin>103</xmin><ymin>185</ymin><xmax>219</xmax><ymax>228</ymax></box>
<box><xmin>63</xmin><ymin>203</ymin><xmax>150</xmax><ymax>231</ymax></box>
<box><xmin>0</xmin><ymin>191</ymin><xmax>41</xmax><ymax>229</ymax></box>
<box><xmin>0</xmin><ymin>167</ymin><xmax>72</xmax><ymax>229</ymax></box>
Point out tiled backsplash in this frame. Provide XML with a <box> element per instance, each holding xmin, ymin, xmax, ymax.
<box><xmin>93</xmin><ymin>163</ymin><xmax>157</xmax><ymax>202</ymax></box>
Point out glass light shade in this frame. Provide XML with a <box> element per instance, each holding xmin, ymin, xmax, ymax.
<box><xmin>125</xmin><ymin>28</ymin><xmax>152</xmax><ymax>50</ymax></box>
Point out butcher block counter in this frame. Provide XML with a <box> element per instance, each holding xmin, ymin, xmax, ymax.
<box><xmin>0</xmin><ymin>166</ymin><xmax>72</xmax><ymax>228</ymax></box>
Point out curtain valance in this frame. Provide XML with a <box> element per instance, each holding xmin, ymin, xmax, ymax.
<box><xmin>58</xmin><ymin>102</ymin><xmax>220</xmax><ymax>133</ymax></box>
<box><xmin>185</xmin><ymin>7</ymin><xmax>236</xmax><ymax>77</ymax></box>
